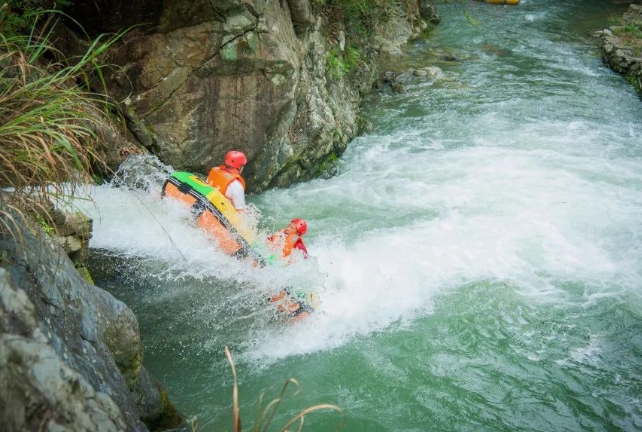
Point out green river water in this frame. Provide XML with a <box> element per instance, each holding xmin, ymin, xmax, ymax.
<box><xmin>80</xmin><ymin>1</ymin><xmax>642</xmax><ymax>431</ymax></box>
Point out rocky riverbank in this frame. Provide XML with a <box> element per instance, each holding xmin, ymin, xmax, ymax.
<box><xmin>597</xmin><ymin>3</ymin><xmax>642</xmax><ymax>95</ymax></box>
<box><xmin>0</xmin><ymin>202</ymin><xmax>183</xmax><ymax>431</ymax></box>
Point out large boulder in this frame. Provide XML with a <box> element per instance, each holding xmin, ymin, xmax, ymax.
<box><xmin>0</xmin><ymin>268</ymin><xmax>127</xmax><ymax>431</ymax></box>
<box><xmin>0</xmin><ymin>208</ymin><xmax>182</xmax><ymax>431</ymax></box>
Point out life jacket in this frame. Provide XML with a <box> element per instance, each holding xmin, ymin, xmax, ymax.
<box><xmin>267</xmin><ymin>230</ymin><xmax>307</xmax><ymax>258</ymax></box>
<box><xmin>206</xmin><ymin>165</ymin><xmax>246</xmax><ymax>195</ymax></box>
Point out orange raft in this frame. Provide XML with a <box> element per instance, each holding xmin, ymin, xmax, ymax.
<box><xmin>161</xmin><ymin>171</ymin><xmax>261</xmax><ymax>261</ymax></box>
<box><xmin>161</xmin><ymin>171</ymin><xmax>318</xmax><ymax>320</ymax></box>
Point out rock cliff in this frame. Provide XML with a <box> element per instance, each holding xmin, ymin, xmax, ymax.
<box><xmin>0</xmin><ymin>206</ymin><xmax>182</xmax><ymax>431</ymax></box>
<box><xmin>63</xmin><ymin>0</ymin><xmax>438</xmax><ymax>192</ymax></box>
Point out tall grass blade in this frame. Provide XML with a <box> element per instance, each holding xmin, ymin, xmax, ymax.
<box><xmin>225</xmin><ymin>346</ymin><xmax>242</xmax><ymax>432</ymax></box>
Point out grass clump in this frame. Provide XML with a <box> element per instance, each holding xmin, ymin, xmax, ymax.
<box><xmin>318</xmin><ymin>0</ymin><xmax>388</xmax><ymax>39</ymax></box>
<box><xmin>0</xmin><ymin>7</ymin><xmax>121</xmax><ymax>234</ymax></box>
<box><xmin>221</xmin><ymin>346</ymin><xmax>343</xmax><ymax>432</ymax></box>
<box><xmin>612</xmin><ymin>23</ymin><xmax>642</xmax><ymax>40</ymax></box>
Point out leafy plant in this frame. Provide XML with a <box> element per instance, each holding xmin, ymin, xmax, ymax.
<box><xmin>35</xmin><ymin>214</ymin><xmax>54</xmax><ymax>234</ymax></box>
<box><xmin>326</xmin><ymin>45</ymin><xmax>363</xmax><ymax>78</ymax></box>
<box><xmin>612</xmin><ymin>23</ymin><xmax>642</xmax><ymax>39</ymax></box>
<box><xmin>326</xmin><ymin>47</ymin><xmax>348</xmax><ymax>77</ymax></box>
<box><xmin>320</xmin><ymin>0</ymin><xmax>379</xmax><ymax>38</ymax></box>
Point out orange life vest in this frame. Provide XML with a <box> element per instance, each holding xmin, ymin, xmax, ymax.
<box><xmin>206</xmin><ymin>165</ymin><xmax>246</xmax><ymax>195</ymax></box>
<box><xmin>267</xmin><ymin>230</ymin><xmax>304</xmax><ymax>258</ymax></box>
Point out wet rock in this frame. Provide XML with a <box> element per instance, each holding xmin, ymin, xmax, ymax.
<box><xmin>0</xmin><ymin>268</ymin><xmax>128</xmax><ymax>431</ymax></box>
<box><xmin>598</xmin><ymin>4</ymin><xmax>642</xmax><ymax>94</ymax></box>
<box><xmin>0</xmin><ymin>209</ymin><xmax>183</xmax><ymax>431</ymax></box>
<box><xmin>102</xmin><ymin>309</ymin><xmax>142</xmax><ymax>388</ymax></box>
<box><xmin>413</xmin><ymin>69</ymin><xmax>429</xmax><ymax>78</ymax></box>
<box><xmin>133</xmin><ymin>368</ymin><xmax>184</xmax><ymax>430</ymax></box>
<box><xmin>443</xmin><ymin>52</ymin><xmax>459</xmax><ymax>61</ymax></box>
<box><xmin>391</xmin><ymin>82</ymin><xmax>405</xmax><ymax>93</ymax></box>
<box><xmin>420</xmin><ymin>0</ymin><xmax>441</xmax><ymax>24</ymax></box>
<box><xmin>425</xmin><ymin>66</ymin><xmax>444</xmax><ymax>78</ymax></box>
<box><xmin>395</xmin><ymin>69</ymin><xmax>416</xmax><ymax>83</ymax></box>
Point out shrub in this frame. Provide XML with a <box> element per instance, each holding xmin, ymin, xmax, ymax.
<box><xmin>325</xmin><ymin>45</ymin><xmax>363</xmax><ymax>78</ymax></box>
<box><xmin>0</xmin><ymin>1</ymin><xmax>72</xmax><ymax>36</ymax></box>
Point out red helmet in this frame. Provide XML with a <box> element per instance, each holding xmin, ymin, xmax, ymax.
<box><xmin>224</xmin><ymin>150</ymin><xmax>247</xmax><ymax>170</ymax></box>
<box><xmin>291</xmin><ymin>218</ymin><xmax>307</xmax><ymax>236</ymax></box>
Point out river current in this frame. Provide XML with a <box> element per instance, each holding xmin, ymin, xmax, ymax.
<box><xmin>77</xmin><ymin>1</ymin><xmax>642</xmax><ymax>431</ymax></box>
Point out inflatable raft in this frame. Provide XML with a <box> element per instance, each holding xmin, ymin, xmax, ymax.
<box><xmin>161</xmin><ymin>171</ymin><xmax>317</xmax><ymax>319</ymax></box>
<box><xmin>161</xmin><ymin>171</ymin><xmax>261</xmax><ymax>261</ymax></box>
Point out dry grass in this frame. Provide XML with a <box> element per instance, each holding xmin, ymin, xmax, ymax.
<box><xmin>0</xmin><ymin>8</ymin><xmax>122</xmax><ymax>235</ymax></box>
<box><xmin>224</xmin><ymin>346</ymin><xmax>343</xmax><ymax>432</ymax></box>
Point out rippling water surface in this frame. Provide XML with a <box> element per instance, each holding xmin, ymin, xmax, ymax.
<box><xmin>78</xmin><ymin>1</ymin><xmax>642</xmax><ymax>430</ymax></box>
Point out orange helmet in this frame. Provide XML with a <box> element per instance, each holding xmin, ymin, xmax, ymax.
<box><xmin>291</xmin><ymin>218</ymin><xmax>307</xmax><ymax>236</ymax></box>
<box><xmin>224</xmin><ymin>150</ymin><xmax>247</xmax><ymax>170</ymax></box>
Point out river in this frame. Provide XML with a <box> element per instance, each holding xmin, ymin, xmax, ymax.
<box><xmin>78</xmin><ymin>1</ymin><xmax>642</xmax><ymax>430</ymax></box>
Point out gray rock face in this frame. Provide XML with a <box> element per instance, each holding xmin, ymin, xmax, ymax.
<box><xmin>0</xmin><ymin>210</ymin><xmax>182</xmax><ymax>431</ymax></box>
<box><xmin>0</xmin><ymin>266</ymin><xmax>129</xmax><ymax>431</ymax></box>
<box><xmin>65</xmin><ymin>0</ymin><xmax>428</xmax><ymax>192</ymax></box>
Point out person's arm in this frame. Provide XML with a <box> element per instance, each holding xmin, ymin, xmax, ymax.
<box><xmin>294</xmin><ymin>239</ymin><xmax>308</xmax><ymax>258</ymax></box>
<box><xmin>225</xmin><ymin>180</ymin><xmax>246</xmax><ymax>211</ymax></box>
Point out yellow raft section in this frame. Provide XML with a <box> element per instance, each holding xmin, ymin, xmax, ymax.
<box><xmin>161</xmin><ymin>171</ymin><xmax>319</xmax><ymax>320</ymax></box>
<box><xmin>161</xmin><ymin>171</ymin><xmax>258</xmax><ymax>259</ymax></box>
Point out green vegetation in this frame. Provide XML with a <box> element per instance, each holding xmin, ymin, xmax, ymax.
<box><xmin>610</xmin><ymin>15</ymin><xmax>642</xmax><ymax>60</ymax></box>
<box><xmin>317</xmin><ymin>150</ymin><xmax>340</xmax><ymax>175</ymax></box>
<box><xmin>76</xmin><ymin>265</ymin><xmax>94</xmax><ymax>284</ymax></box>
<box><xmin>318</xmin><ymin>0</ymin><xmax>430</xmax><ymax>34</ymax></box>
<box><xmin>325</xmin><ymin>45</ymin><xmax>363</xmax><ymax>78</ymax></box>
<box><xmin>318</xmin><ymin>0</ymin><xmax>392</xmax><ymax>38</ymax></box>
<box><xmin>0</xmin><ymin>7</ymin><xmax>120</xmax><ymax>236</ymax></box>
<box><xmin>463</xmin><ymin>10</ymin><xmax>481</xmax><ymax>27</ymax></box>
<box><xmin>626</xmin><ymin>71</ymin><xmax>642</xmax><ymax>94</ymax></box>
<box><xmin>612</xmin><ymin>23</ymin><xmax>642</xmax><ymax>40</ymax></box>
<box><xmin>35</xmin><ymin>214</ymin><xmax>54</xmax><ymax>234</ymax></box>
<box><xmin>0</xmin><ymin>1</ymin><xmax>71</xmax><ymax>35</ymax></box>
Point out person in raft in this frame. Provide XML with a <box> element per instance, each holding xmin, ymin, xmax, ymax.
<box><xmin>266</xmin><ymin>218</ymin><xmax>309</xmax><ymax>260</ymax></box>
<box><xmin>206</xmin><ymin>150</ymin><xmax>247</xmax><ymax>211</ymax></box>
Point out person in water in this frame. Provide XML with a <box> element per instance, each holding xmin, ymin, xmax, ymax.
<box><xmin>266</xmin><ymin>218</ymin><xmax>309</xmax><ymax>259</ymax></box>
<box><xmin>206</xmin><ymin>150</ymin><xmax>247</xmax><ymax>211</ymax></box>
<box><xmin>267</xmin><ymin>218</ymin><xmax>314</xmax><ymax>319</ymax></box>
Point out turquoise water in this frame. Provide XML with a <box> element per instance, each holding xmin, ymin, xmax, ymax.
<box><xmin>80</xmin><ymin>1</ymin><xmax>642</xmax><ymax>431</ymax></box>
